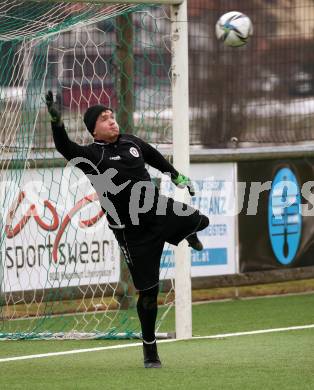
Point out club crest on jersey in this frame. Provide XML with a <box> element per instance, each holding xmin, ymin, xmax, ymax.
<box><xmin>129</xmin><ymin>147</ymin><xmax>139</xmax><ymax>157</ymax></box>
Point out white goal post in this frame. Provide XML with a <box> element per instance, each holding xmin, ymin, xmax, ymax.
<box><xmin>170</xmin><ymin>0</ymin><xmax>192</xmax><ymax>340</ymax></box>
<box><xmin>4</xmin><ymin>0</ymin><xmax>191</xmax><ymax>340</ymax></box>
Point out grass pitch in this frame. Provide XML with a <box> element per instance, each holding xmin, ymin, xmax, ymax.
<box><xmin>0</xmin><ymin>293</ymin><xmax>313</xmax><ymax>390</ymax></box>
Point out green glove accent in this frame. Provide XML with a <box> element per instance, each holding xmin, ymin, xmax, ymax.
<box><xmin>172</xmin><ymin>173</ymin><xmax>195</xmax><ymax>196</ymax></box>
<box><xmin>45</xmin><ymin>90</ymin><xmax>62</xmax><ymax>124</ymax></box>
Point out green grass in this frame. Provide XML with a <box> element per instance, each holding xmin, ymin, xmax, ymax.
<box><xmin>159</xmin><ymin>293</ymin><xmax>314</xmax><ymax>335</ymax></box>
<box><xmin>0</xmin><ymin>293</ymin><xmax>314</xmax><ymax>389</ymax></box>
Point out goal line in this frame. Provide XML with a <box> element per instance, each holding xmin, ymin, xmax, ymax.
<box><xmin>1</xmin><ymin>323</ymin><xmax>313</xmax><ymax>363</ymax></box>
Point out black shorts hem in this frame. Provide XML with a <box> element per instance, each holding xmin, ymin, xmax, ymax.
<box><xmin>135</xmin><ymin>281</ymin><xmax>160</xmax><ymax>292</ymax></box>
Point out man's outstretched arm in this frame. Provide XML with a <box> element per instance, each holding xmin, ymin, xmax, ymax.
<box><xmin>133</xmin><ymin>135</ymin><xmax>195</xmax><ymax>196</ymax></box>
<box><xmin>46</xmin><ymin>91</ymin><xmax>92</xmax><ymax>162</ymax></box>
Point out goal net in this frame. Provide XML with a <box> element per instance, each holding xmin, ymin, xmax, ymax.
<box><xmin>0</xmin><ymin>0</ymin><xmax>178</xmax><ymax>340</ymax></box>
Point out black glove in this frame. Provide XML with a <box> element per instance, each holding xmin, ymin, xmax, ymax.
<box><xmin>171</xmin><ymin>173</ymin><xmax>195</xmax><ymax>197</ymax></box>
<box><xmin>45</xmin><ymin>90</ymin><xmax>62</xmax><ymax>124</ymax></box>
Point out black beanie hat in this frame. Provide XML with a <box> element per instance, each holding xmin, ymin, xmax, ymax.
<box><xmin>83</xmin><ymin>105</ymin><xmax>113</xmax><ymax>135</ymax></box>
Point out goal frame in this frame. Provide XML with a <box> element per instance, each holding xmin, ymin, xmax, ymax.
<box><xmin>13</xmin><ymin>0</ymin><xmax>192</xmax><ymax>340</ymax></box>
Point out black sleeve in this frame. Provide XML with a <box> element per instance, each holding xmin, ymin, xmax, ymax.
<box><xmin>51</xmin><ymin>122</ymin><xmax>96</xmax><ymax>173</ymax></box>
<box><xmin>131</xmin><ymin>135</ymin><xmax>179</xmax><ymax>179</ymax></box>
<box><xmin>51</xmin><ymin>121</ymin><xmax>92</xmax><ymax>161</ymax></box>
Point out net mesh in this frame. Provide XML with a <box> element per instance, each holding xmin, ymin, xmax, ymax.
<box><xmin>0</xmin><ymin>1</ymin><xmax>143</xmax><ymax>41</ymax></box>
<box><xmin>0</xmin><ymin>1</ymin><xmax>175</xmax><ymax>340</ymax></box>
<box><xmin>189</xmin><ymin>0</ymin><xmax>314</xmax><ymax>147</ymax></box>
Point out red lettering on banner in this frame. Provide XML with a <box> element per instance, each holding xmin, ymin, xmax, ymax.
<box><xmin>5</xmin><ymin>191</ymin><xmax>59</xmax><ymax>238</ymax></box>
<box><xmin>5</xmin><ymin>191</ymin><xmax>105</xmax><ymax>263</ymax></box>
<box><xmin>52</xmin><ymin>193</ymin><xmax>105</xmax><ymax>263</ymax></box>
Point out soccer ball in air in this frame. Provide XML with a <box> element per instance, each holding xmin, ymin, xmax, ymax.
<box><xmin>215</xmin><ymin>11</ymin><xmax>253</xmax><ymax>47</ymax></box>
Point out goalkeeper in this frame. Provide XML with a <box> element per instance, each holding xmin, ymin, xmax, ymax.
<box><xmin>46</xmin><ymin>92</ymin><xmax>209</xmax><ymax>368</ymax></box>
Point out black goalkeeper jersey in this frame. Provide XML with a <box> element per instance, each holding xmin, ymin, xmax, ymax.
<box><xmin>51</xmin><ymin>122</ymin><xmax>178</xmax><ymax>228</ymax></box>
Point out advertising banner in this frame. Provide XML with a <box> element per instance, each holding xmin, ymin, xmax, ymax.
<box><xmin>238</xmin><ymin>158</ymin><xmax>314</xmax><ymax>271</ymax></box>
<box><xmin>0</xmin><ymin>167</ymin><xmax>120</xmax><ymax>292</ymax></box>
<box><xmin>157</xmin><ymin>162</ymin><xmax>237</xmax><ymax>279</ymax></box>
<box><xmin>1</xmin><ymin>162</ymin><xmax>237</xmax><ymax>293</ymax></box>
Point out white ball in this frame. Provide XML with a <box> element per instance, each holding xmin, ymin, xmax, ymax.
<box><xmin>215</xmin><ymin>11</ymin><xmax>253</xmax><ymax>47</ymax></box>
